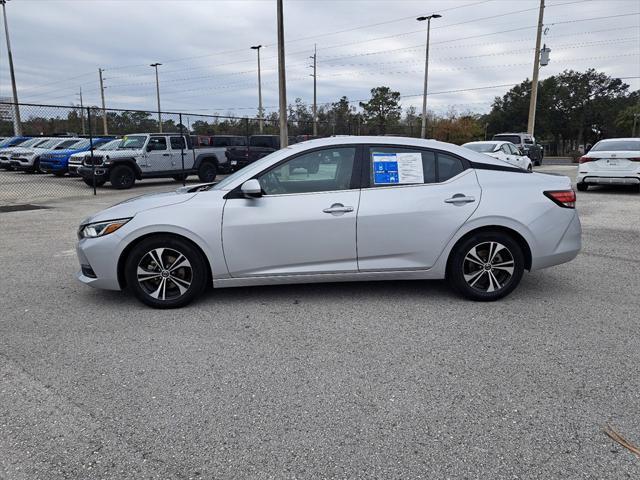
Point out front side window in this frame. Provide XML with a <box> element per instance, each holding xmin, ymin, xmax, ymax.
<box><xmin>257</xmin><ymin>147</ymin><xmax>356</xmax><ymax>195</ymax></box>
<box><xmin>170</xmin><ymin>136</ymin><xmax>186</xmax><ymax>150</ymax></box>
<box><xmin>508</xmin><ymin>144</ymin><xmax>520</xmax><ymax>155</ymax></box>
<box><xmin>147</xmin><ymin>137</ymin><xmax>167</xmax><ymax>151</ymax></box>
<box><xmin>501</xmin><ymin>145</ymin><xmax>511</xmax><ymax>154</ymax></box>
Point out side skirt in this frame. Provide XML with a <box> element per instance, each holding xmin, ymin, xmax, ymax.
<box><xmin>212</xmin><ymin>268</ymin><xmax>442</xmax><ymax>288</ymax></box>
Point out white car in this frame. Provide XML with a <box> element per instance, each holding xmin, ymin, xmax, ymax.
<box><xmin>76</xmin><ymin>136</ymin><xmax>581</xmax><ymax>308</ymax></box>
<box><xmin>577</xmin><ymin>138</ymin><xmax>640</xmax><ymax>192</ymax></box>
<box><xmin>0</xmin><ymin>137</ymin><xmax>55</xmax><ymax>169</ymax></box>
<box><xmin>9</xmin><ymin>137</ymin><xmax>81</xmax><ymax>173</ymax></box>
<box><xmin>462</xmin><ymin>141</ymin><xmax>532</xmax><ymax>171</ymax></box>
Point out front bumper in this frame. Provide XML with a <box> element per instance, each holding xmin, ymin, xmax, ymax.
<box><xmin>78</xmin><ymin>165</ymin><xmax>109</xmax><ymax>180</ymax></box>
<box><xmin>40</xmin><ymin>161</ymin><xmax>67</xmax><ymax>174</ymax></box>
<box><xmin>76</xmin><ymin>235</ymin><xmax>123</xmax><ymax>291</ymax></box>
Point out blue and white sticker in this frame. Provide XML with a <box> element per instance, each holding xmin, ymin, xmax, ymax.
<box><xmin>372</xmin><ymin>152</ymin><xmax>423</xmax><ymax>184</ymax></box>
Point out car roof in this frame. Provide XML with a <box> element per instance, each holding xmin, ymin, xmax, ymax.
<box><xmin>283</xmin><ymin>136</ymin><xmax>509</xmax><ymax>166</ymax></box>
<box><xmin>595</xmin><ymin>137</ymin><xmax>638</xmax><ymax>142</ymax></box>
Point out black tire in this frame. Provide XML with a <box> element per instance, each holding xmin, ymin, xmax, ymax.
<box><xmin>53</xmin><ymin>171</ymin><xmax>65</xmax><ymax>177</ymax></box>
<box><xmin>447</xmin><ymin>231</ymin><xmax>525</xmax><ymax>302</ymax></box>
<box><xmin>83</xmin><ymin>178</ymin><xmax>106</xmax><ymax>187</ymax></box>
<box><xmin>631</xmin><ymin>184</ymin><xmax>640</xmax><ymax>193</ymax></box>
<box><xmin>124</xmin><ymin>235</ymin><xmax>208</xmax><ymax>308</ymax></box>
<box><xmin>198</xmin><ymin>161</ymin><xmax>217</xmax><ymax>182</ymax></box>
<box><xmin>576</xmin><ymin>182</ymin><xmax>589</xmax><ymax>192</ymax></box>
<box><xmin>172</xmin><ymin>173</ymin><xmax>188</xmax><ymax>182</ymax></box>
<box><xmin>109</xmin><ymin>164</ymin><xmax>136</xmax><ymax>189</ymax></box>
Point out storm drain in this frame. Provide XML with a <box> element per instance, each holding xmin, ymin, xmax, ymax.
<box><xmin>0</xmin><ymin>204</ymin><xmax>50</xmax><ymax>213</ymax></box>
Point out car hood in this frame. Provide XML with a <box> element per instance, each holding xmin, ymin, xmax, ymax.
<box><xmin>81</xmin><ymin>189</ymin><xmax>198</xmax><ymax>225</ymax></box>
<box><xmin>92</xmin><ymin>149</ymin><xmax>145</xmax><ymax>158</ymax></box>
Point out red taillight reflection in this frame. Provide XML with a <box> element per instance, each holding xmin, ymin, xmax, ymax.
<box><xmin>544</xmin><ymin>189</ymin><xmax>576</xmax><ymax>208</ymax></box>
<box><xmin>578</xmin><ymin>156</ymin><xmax>597</xmax><ymax>163</ymax></box>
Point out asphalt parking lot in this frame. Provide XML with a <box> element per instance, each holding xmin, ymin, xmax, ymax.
<box><xmin>1</xmin><ymin>165</ymin><xmax>639</xmax><ymax>479</ymax></box>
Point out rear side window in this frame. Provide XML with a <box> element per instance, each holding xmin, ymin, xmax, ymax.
<box><xmin>437</xmin><ymin>153</ymin><xmax>465</xmax><ymax>181</ymax></box>
<box><xmin>170</xmin><ymin>136</ymin><xmax>186</xmax><ymax>150</ymax></box>
<box><xmin>370</xmin><ymin>147</ymin><xmax>436</xmax><ymax>185</ymax></box>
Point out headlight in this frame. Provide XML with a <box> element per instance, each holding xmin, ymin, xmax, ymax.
<box><xmin>79</xmin><ymin>218</ymin><xmax>131</xmax><ymax>239</ymax></box>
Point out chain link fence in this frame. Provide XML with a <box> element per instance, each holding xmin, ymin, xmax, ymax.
<box><xmin>0</xmin><ymin>101</ymin><xmax>425</xmax><ymax>206</ymax></box>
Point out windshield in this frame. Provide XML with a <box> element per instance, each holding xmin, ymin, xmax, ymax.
<box><xmin>493</xmin><ymin>135</ymin><xmax>521</xmax><ymax>144</ymax></box>
<box><xmin>0</xmin><ymin>137</ymin><xmax>24</xmax><ymax>147</ymax></box>
<box><xmin>118</xmin><ymin>135</ymin><xmax>146</xmax><ymax>149</ymax></box>
<box><xmin>591</xmin><ymin>140</ymin><xmax>640</xmax><ymax>152</ymax></box>
<box><xmin>15</xmin><ymin>137</ymin><xmax>46</xmax><ymax>148</ymax></box>
<box><xmin>34</xmin><ymin>139</ymin><xmax>59</xmax><ymax>149</ymax></box>
<box><xmin>463</xmin><ymin>142</ymin><xmax>498</xmax><ymax>153</ymax></box>
<box><xmin>97</xmin><ymin>139</ymin><xmax>121</xmax><ymax>150</ymax></box>
<box><xmin>68</xmin><ymin>139</ymin><xmax>90</xmax><ymax>149</ymax></box>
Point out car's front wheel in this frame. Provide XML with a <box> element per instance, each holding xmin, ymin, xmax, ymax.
<box><xmin>124</xmin><ymin>235</ymin><xmax>208</xmax><ymax>308</ymax></box>
<box><xmin>447</xmin><ymin>231</ymin><xmax>525</xmax><ymax>301</ymax></box>
<box><xmin>110</xmin><ymin>164</ymin><xmax>136</xmax><ymax>189</ymax></box>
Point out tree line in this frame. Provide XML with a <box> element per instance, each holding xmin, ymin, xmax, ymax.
<box><xmin>1</xmin><ymin>69</ymin><xmax>636</xmax><ymax>154</ymax></box>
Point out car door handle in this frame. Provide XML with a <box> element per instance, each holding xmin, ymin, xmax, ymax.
<box><xmin>162</xmin><ymin>153</ymin><xmax>171</xmax><ymax>157</ymax></box>
<box><xmin>445</xmin><ymin>195</ymin><xmax>475</xmax><ymax>204</ymax></box>
<box><xmin>323</xmin><ymin>203</ymin><xmax>354</xmax><ymax>215</ymax></box>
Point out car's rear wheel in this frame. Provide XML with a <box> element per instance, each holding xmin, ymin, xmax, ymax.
<box><xmin>124</xmin><ymin>235</ymin><xmax>208</xmax><ymax>308</ymax></box>
<box><xmin>576</xmin><ymin>182</ymin><xmax>588</xmax><ymax>192</ymax></box>
<box><xmin>447</xmin><ymin>231</ymin><xmax>525</xmax><ymax>301</ymax></box>
<box><xmin>172</xmin><ymin>173</ymin><xmax>188</xmax><ymax>182</ymax></box>
<box><xmin>110</xmin><ymin>164</ymin><xmax>136</xmax><ymax>189</ymax></box>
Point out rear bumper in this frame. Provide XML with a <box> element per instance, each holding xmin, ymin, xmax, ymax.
<box><xmin>531</xmin><ymin>210</ymin><xmax>581</xmax><ymax>270</ymax></box>
<box><xmin>578</xmin><ymin>175</ymin><xmax>640</xmax><ymax>186</ymax></box>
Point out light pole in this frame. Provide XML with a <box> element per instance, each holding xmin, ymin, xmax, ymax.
<box><xmin>527</xmin><ymin>0</ymin><xmax>545</xmax><ymax>135</ymax></box>
<box><xmin>250</xmin><ymin>45</ymin><xmax>264</xmax><ymax>134</ymax></box>
<box><xmin>417</xmin><ymin>13</ymin><xmax>441</xmax><ymax>139</ymax></box>
<box><xmin>1</xmin><ymin>0</ymin><xmax>22</xmax><ymax>135</ymax></box>
<box><xmin>310</xmin><ymin>44</ymin><xmax>317</xmax><ymax>137</ymax></box>
<box><xmin>150</xmin><ymin>63</ymin><xmax>162</xmax><ymax>133</ymax></box>
<box><xmin>276</xmin><ymin>0</ymin><xmax>288</xmax><ymax>148</ymax></box>
<box><xmin>98</xmin><ymin>68</ymin><xmax>108</xmax><ymax>135</ymax></box>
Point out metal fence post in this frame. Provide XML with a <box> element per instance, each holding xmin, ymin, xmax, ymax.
<box><xmin>245</xmin><ymin>117</ymin><xmax>250</xmax><ymax>138</ymax></box>
<box><xmin>179</xmin><ymin>113</ymin><xmax>185</xmax><ymax>187</ymax></box>
<box><xmin>87</xmin><ymin>106</ymin><xmax>96</xmax><ymax>196</ymax></box>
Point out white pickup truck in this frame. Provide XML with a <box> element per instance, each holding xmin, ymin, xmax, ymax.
<box><xmin>77</xmin><ymin>133</ymin><xmax>227</xmax><ymax>189</ymax></box>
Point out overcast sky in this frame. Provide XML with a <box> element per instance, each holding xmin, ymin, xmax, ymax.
<box><xmin>0</xmin><ymin>0</ymin><xmax>638</xmax><ymax>118</ymax></box>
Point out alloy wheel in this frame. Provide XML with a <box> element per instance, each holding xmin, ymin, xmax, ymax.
<box><xmin>136</xmin><ymin>248</ymin><xmax>193</xmax><ymax>301</ymax></box>
<box><xmin>462</xmin><ymin>241</ymin><xmax>515</xmax><ymax>293</ymax></box>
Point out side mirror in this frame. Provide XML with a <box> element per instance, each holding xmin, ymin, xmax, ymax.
<box><xmin>241</xmin><ymin>179</ymin><xmax>262</xmax><ymax>198</ymax></box>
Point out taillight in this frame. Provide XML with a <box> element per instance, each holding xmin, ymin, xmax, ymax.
<box><xmin>578</xmin><ymin>156</ymin><xmax>596</xmax><ymax>163</ymax></box>
<box><xmin>629</xmin><ymin>157</ymin><xmax>640</xmax><ymax>162</ymax></box>
<box><xmin>544</xmin><ymin>189</ymin><xmax>576</xmax><ymax>208</ymax></box>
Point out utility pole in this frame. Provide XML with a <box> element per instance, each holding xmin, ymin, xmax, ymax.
<box><xmin>251</xmin><ymin>45</ymin><xmax>264</xmax><ymax>134</ymax></box>
<box><xmin>276</xmin><ymin>0</ymin><xmax>288</xmax><ymax>148</ymax></box>
<box><xmin>310</xmin><ymin>44</ymin><xmax>317</xmax><ymax>136</ymax></box>
<box><xmin>78</xmin><ymin>86</ymin><xmax>86</xmax><ymax>135</ymax></box>
<box><xmin>98</xmin><ymin>68</ymin><xmax>108</xmax><ymax>135</ymax></box>
<box><xmin>417</xmin><ymin>13</ymin><xmax>441</xmax><ymax>139</ymax></box>
<box><xmin>150</xmin><ymin>63</ymin><xmax>162</xmax><ymax>132</ymax></box>
<box><xmin>527</xmin><ymin>0</ymin><xmax>545</xmax><ymax>135</ymax></box>
<box><xmin>1</xmin><ymin>0</ymin><xmax>22</xmax><ymax>135</ymax></box>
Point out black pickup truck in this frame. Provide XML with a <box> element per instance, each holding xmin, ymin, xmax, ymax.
<box><xmin>227</xmin><ymin>135</ymin><xmax>300</xmax><ymax>171</ymax></box>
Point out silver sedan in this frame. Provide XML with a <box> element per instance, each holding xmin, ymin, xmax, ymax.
<box><xmin>76</xmin><ymin>136</ymin><xmax>581</xmax><ymax>308</ymax></box>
